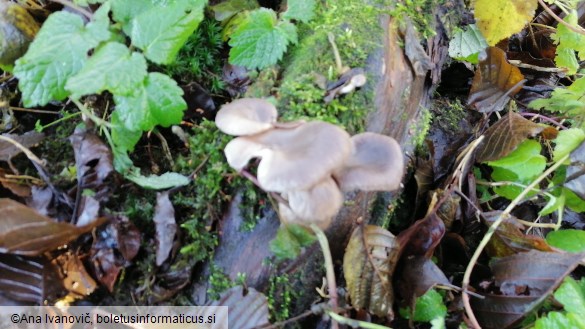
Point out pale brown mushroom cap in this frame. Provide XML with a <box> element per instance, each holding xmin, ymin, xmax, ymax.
<box><xmin>279</xmin><ymin>177</ymin><xmax>344</xmax><ymax>229</ymax></box>
<box><xmin>334</xmin><ymin>132</ymin><xmax>404</xmax><ymax>191</ymax></box>
<box><xmin>223</xmin><ymin>137</ymin><xmax>266</xmax><ymax>172</ymax></box>
<box><xmin>254</xmin><ymin>121</ymin><xmax>353</xmax><ymax>192</ymax></box>
<box><xmin>215</xmin><ymin>98</ymin><xmax>278</xmax><ymax>136</ymax></box>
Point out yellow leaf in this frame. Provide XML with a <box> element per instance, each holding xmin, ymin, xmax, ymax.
<box><xmin>475</xmin><ymin>0</ymin><xmax>537</xmax><ymax>46</ymax></box>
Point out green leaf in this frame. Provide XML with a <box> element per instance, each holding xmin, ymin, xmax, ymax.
<box><xmin>555</xmin><ymin>278</ymin><xmax>585</xmax><ymax>324</ymax></box>
<box><xmin>534</xmin><ymin>311</ymin><xmax>585</xmax><ymax>329</ymax></box>
<box><xmin>110</xmin><ymin>111</ymin><xmax>142</xmax><ymax>153</ymax></box>
<box><xmin>282</xmin><ymin>0</ymin><xmax>316</xmax><ymax>23</ymax></box>
<box><xmin>66</xmin><ymin>42</ymin><xmax>147</xmax><ymax>98</ymax></box>
<box><xmin>126</xmin><ymin>0</ymin><xmax>207</xmax><ymax>65</ymax></box>
<box><xmin>210</xmin><ymin>0</ymin><xmax>259</xmax><ymax>22</ymax></box>
<box><xmin>13</xmin><ymin>11</ymin><xmax>111</xmax><ymax>106</ymax></box>
<box><xmin>551</xmin><ymin>11</ymin><xmax>585</xmax><ymax>75</ymax></box>
<box><xmin>114</xmin><ymin>72</ymin><xmax>187</xmax><ymax>131</ymax></box>
<box><xmin>269</xmin><ymin>224</ymin><xmax>315</xmax><ymax>260</ymax></box>
<box><xmin>487</xmin><ymin>140</ymin><xmax>546</xmax><ymax>180</ymax></box>
<box><xmin>126</xmin><ymin>170</ymin><xmax>191</xmax><ymax>190</ymax></box>
<box><xmin>448</xmin><ymin>24</ymin><xmax>488</xmax><ymax>64</ymax></box>
<box><xmin>529</xmin><ymin>77</ymin><xmax>585</xmax><ymax>127</ymax></box>
<box><xmin>111</xmin><ymin>0</ymin><xmax>152</xmax><ymax>23</ymax></box>
<box><xmin>554</xmin><ymin>128</ymin><xmax>585</xmax><ymax>162</ymax></box>
<box><xmin>229</xmin><ymin>8</ymin><xmax>295</xmax><ymax>70</ymax></box>
<box><xmin>547</xmin><ymin>229</ymin><xmax>585</xmax><ymax>253</ymax></box>
<box><xmin>564</xmin><ymin>188</ymin><xmax>585</xmax><ymax>212</ymax></box>
<box><xmin>412</xmin><ymin>289</ymin><xmax>447</xmax><ymax>322</ymax></box>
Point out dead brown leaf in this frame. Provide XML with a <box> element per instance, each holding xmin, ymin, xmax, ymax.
<box><xmin>400</xmin><ymin>256</ymin><xmax>453</xmax><ymax>299</ymax></box>
<box><xmin>205</xmin><ymin>286</ymin><xmax>270</xmax><ymax>329</ymax></box>
<box><xmin>565</xmin><ymin>141</ymin><xmax>585</xmax><ymax>200</ymax></box>
<box><xmin>0</xmin><ymin>254</ymin><xmax>66</xmax><ymax>304</ymax></box>
<box><xmin>472</xmin><ymin>250</ymin><xmax>585</xmax><ymax>329</ymax></box>
<box><xmin>468</xmin><ymin>47</ymin><xmax>525</xmax><ymax>113</ymax></box>
<box><xmin>0</xmin><ymin>131</ymin><xmax>44</xmax><ymax>162</ymax></box>
<box><xmin>483</xmin><ymin>211</ymin><xmax>554</xmax><ymax>257</ymax></box>
<box><xmin>154</xmin><ymin>191</ymin><xmax>177</xmax><ymax>266</ymax></box>
<box><xmin>476</xmin><ymin>112</ymin><xmax>546</xmax><ymax>162</ymax></box>
<box><xmin>52</xmin><ymin>252</ymin><xmax>97</xmax><ymax>299</ymax></box>
<box><xmin>343</xmin><ymin>225</ymin><xmax>400</xmax><ymax>318</ymax></box>
<box><xmin>0</xmin><ymin>198</ymin><xmax>106</xmax><ymax>256</ymax></box>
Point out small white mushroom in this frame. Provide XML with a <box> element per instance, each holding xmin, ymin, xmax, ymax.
<box><xmin>279</xmin><ymin>177</ymin><xmax>344</xmax><ymax>229</ymax></box>
<box><xmin>334</xmin><ymin>132</ymin><xmax>404</xmax><ymax>192</ymax></box>
<box><xmin>215</xmin><ymin>98</ymin><xmax>278</xmax><ymax>136</ymax></box>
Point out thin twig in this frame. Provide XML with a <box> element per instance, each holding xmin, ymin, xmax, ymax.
<box><xmin>257</xmin><ymin>310</ymin><xmax>314</xmax><ymax>329</ymax></box>
<box><xmin>508</xmin><ymin>60</ymin><xmax>568</xmax><ymax>73</ymax></box>
<box><xmin>328</xmin><ymin>312</ymin><xmax>392</xmax><ymax>329</ymax></box>
<box><xmin>9</xmin><ymin>107</ymin><xmax>61</xmax><ymax>115</ymax></box>
<box><xmin>537</xmin><ymin>0</ymin><xmax>585</xmax><ymax>36</ymax></box>
<box><xmin>310</xmin><ymin>224</ymin><xmax>339</xmax><ymax>329</ymax></box>
<box><xmin>461</xmin><ymin>153</ymin><xmax>570</xmax><ymax>328</ymax></box>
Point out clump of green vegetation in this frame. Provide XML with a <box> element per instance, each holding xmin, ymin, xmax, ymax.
<box><xmin>164</xmin><ymin>18</ymin><xmax>226</xmax><ymax>93</ymax></box>
<box><xmin>173</xmin><ymin>120</ymin><xmax>264</xmax><ymax>252</ymax></box>
<box><xmin>267</xmin><ymin>274</ymin><xmax>296</xmax><ymax>322</ymax></box>
<box><xmin>390</xmin><ymin>0</ymin><xmax>439</xmax><ymax>39</ymax></box>
<box><xmin>207</xmin><ymin>264</ymin><xmax>234</xmax><ymax>301</ymax></box>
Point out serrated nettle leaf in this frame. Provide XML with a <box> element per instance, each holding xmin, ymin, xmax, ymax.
<box><xmin>114</xmin><ymin>72</ymin><xmax>186</xmax><ymax>131</ymax></box>
<box><xmin>551</xmin><ymin>11</ymin><xmax>585</xmax><ymax>75</ymax></box>
<box><xmin>282</xmin><ymin>0</ymin><xmax>316</xmax><ymax>23</ymax></box>
<box><xmin>278</xmin><ymin>20</ymin><xmax>298</xmax><ymax>44</ymax></box>
<box><xmin>66</xmin><ymin>42</ymin><xmax>147</xmax><ymax>98</ymax></box>
<box><xmin>554</xmin><ymin>128</ymin><xmax>585</xmax><ymax>163</ymax></box>
<box><xmin>13</xmin><ymin>11</ymin><xmax>111</xmax><ymax>106</ymax></box>
<box><xmin>448</xmin><ymin>24</ymin><xmax>488</xmax><ymax>64</ymax></box>
<box><xmin>529</xmin><ymin>77</ymin><xmax>585</xmax><ymax>126</ymax></box>
<box><xmin>210</xmin><ymin>0</ymin><xmax>259</xmax><ymax>22</ymax></box>
<box><xmin>229</xmin><ymin>8</ymin><xmax>293</xmax><ymax>70</ymax></box>
<box><xmin>126</xmin><ymin>0</ymin><xmax>207</xmax><ymax>65</ymax></box>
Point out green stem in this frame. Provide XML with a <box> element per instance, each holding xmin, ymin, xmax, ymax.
<box><xmin>36</xmin><ymin>111</ymin><xmax>82</xmax><ymax>132</ymax></box>
<box><xmin>310</xmin><ymin>224</ymin><xmax>339</xmax><ymax>329</ymax></box>
<box><xmin>328</xmin><ymin>312</ymin><xmax>393</xmax><ymax>329</ymax></box>
<box><xmin>71</xmin><ymin>98</ymin><xmax>112</xmax><ymax>128</ymax></box>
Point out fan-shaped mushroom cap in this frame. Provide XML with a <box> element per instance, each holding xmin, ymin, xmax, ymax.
<box><xmin>215</xmin><ymin>98</ymin><xmax>278</xmax><ymax>136</ymax></box>
<box><xmin>279</xmin><ymin>177</ymin><xmax>344</xmax><ymax>229</ymax></box>
<box><xmin>224</xmin><ymin>137</ymin><xmax>265</xmax><ymax>172</ymax></box>
<box><xmin>334</xmin><ymin>132</ymin><xmax>404</xmax><ymax>192</ymax></box>
<box><xmin>254</xmin><ymin>121</ymin><xmax>352</xmax><ymax>192</ymax></box>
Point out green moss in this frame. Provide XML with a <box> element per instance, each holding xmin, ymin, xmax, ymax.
<box><xmin>411</xmin><ymin>106</ymin><xmax>432</xmax><ymax>149</ymax></box>
<box><xmin>163</xmin><ymin>18</ymin><xmax>225</xmax><ymax>93</ymax></box>
<box><xmin>267</xmin><ymin>274</ymin><xmax>296</xmax><ymax>322</ymax></box>
<box><xmin>276</xmin><ymin>0</ymin><xmax>385</xmax><ymax>133</ymax></box>
<box><xmin>207</xmin><ymin>264</ymin><xmax>235</xmax><ymax>301</ymax></box>
<box><xmin>390</xmin><ymin>0</ymin><xmax>440</xmax><ymax>39</ymax></box>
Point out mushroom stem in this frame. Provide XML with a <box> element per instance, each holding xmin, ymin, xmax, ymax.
<box><xmin>240</xmin><ymin>169</ymin><xmax>289</xmax><ymax>206</ymax></box>
<box><xmin>311</xmin><ymin>224</ymin><xmax>339</xmax><ymax>329</ymax></box>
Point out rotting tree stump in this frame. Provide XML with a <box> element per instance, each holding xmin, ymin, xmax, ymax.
<box><xmin>191</xmin><ymin>0</ymin><xmax>462</xmax><ymax>321</ymax></box>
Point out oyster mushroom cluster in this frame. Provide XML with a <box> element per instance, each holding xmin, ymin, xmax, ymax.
<box><xmin>215</xmin><ymin>98</ymin><xmax>404</xmax><ymax>228</ymax></box>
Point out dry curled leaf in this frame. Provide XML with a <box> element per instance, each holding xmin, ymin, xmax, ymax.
<box><xmin>0</xmin><ymin>131</ymin><xmax>44</xmax><ymax>162</ymax></box>
<box><xmin>343</xmin><ymin>225</ymin><xmax>400</xmax><ymax>318</ymax></box>
<box><xmin>400</xmin><ymin>256</ymin><xmax>453</xmax><ymax>300</ymax></box>
<box><xmin>476</xmin><ymin>112</ymin><xmax>546</xmax><ymax>162</ymax></box>
<box><xmin>483</xmin><ymin>211</ymin><xmax>554</xmax><ymax>257</ymax></box>
<box><xmin>472</xmin><ymin>250</ymin><xmax>585</xmax><ymax>329</ymax></box>
<box><xmin>0</xmin><ymin>198</ymin><xmax>106</xmax><ymax>256</ymax></box>
<box><xmin>205</xmin><ymin>286</ymin><xmax>270</xmax><ymax>329</ymax></box>
<box><xmin>468</xmin><ymin>47</ymin><xmax>525</xmax><ymax>113</ymax></box>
